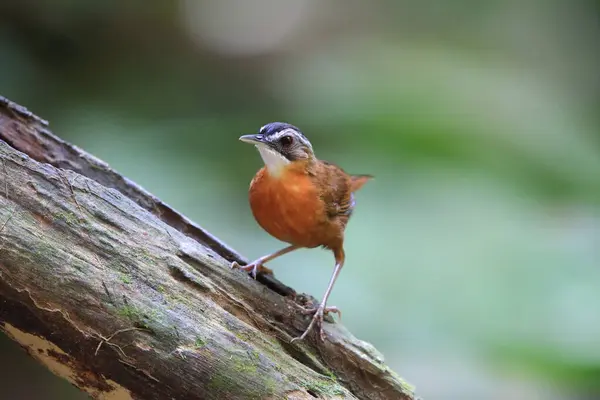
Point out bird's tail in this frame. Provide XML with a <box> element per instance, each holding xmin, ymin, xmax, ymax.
<box><xmin>350</xmin><ymin>174</ymin><xmax>373</xmax><ymax>192</ymax></box>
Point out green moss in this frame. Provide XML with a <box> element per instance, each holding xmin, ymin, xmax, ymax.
<box><xmin>208</xmin><ymin>357</ymin><xmax>278</xmax><ymax>400</ymax></box>
<box><xmin>146</xmin><ymin>308</ymin><xmax>160</xmax><ymax>321</ymax></box>
<box><xmin>117</xmin><ymin>304</ymin><xmax>159</xmax><ymax>329</ymax></box>
<box><xmin>324</xmin><ymin>369</ymin><xmax>338</xmax><ymax>381</ymax></box>
<box><xmin>159</xmin><ymin>290</ymin><xmax>193</xmax><ymax>307</ymax></box>
<box><xmin>54</xmin><ymin>212</ymin><xmax>79</xmax><ymax>226</ymax></box>
<box><xmin>156</xmin><ymin>284</ymin><xmax>195</xmax><ymax>308</ymax></box>
<box><xmin>156</xmin><ymin>285</ymin><xmax>172</xmax><ymax>304</ymax></box>
<box><xmin>208</xmin><ymin>373</ymin><xmax>231</xmax><ymax>392</ymax></box>
<box><xmin>31</xmin><ymin>242</ymin><xmax>56</xmax><ymax>263</ymax></box>
<box><xmin>194</xmin><ymin>337</ymin><xmax>206</xmax><ymax>349</ymax></box>
<box><xmin>234</xmin><ymin>363</ymin><xmax>258</xmax><ymax>374</ymax></box>
<box><xmin>119</xmin><ymin>273</ymin><xmax>132</xmax><ymax>284</ymax></box>
<box><xmin>136</xmin><ymin>248</ymin><xmax>154</xmax><ymax>264</ymax></box>
<box><xmin>233</xmin><ymin>359</ymin><xmax>258</xmax><ymax>374</ymax></box>
<box><xmin>234</xmin><ymin>330</ymin><xmax>252</xmax><ymax>342</ymax></box>
<box><xmin>30</xmin><ymin>240</ymin><xmax>88</xmax><ymax>271</ymax></box>
<box><xmin>264</xmin><ymin>377</ymin><xmax>276</xmax><ymax>396</ymax></box>
<box><xmin>303</xmin><ymin>379</ymin><xmax>346</xmax><ymax>397</ymax></box>
<box><xmin>118</xmin><ymin>305</ymin><xmax>139</xmax><ymax>319</ymax></box>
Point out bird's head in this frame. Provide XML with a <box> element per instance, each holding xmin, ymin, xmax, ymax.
<box><xmin>239</xmin><ymin>122</ymin><xmax>314</xmax><ymax>176</ymax></box>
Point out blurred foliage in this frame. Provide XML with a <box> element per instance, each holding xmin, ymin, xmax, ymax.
<box><xmin>1</xmin><ymin>1</ymin><xmax>599</xmax><ymax>399</ymax></box>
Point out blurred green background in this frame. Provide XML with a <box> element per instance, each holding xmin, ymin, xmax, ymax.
<box><xmin>1</xmin><ymin>1</ymin><xmax>599</xmax><ymax>399</ymax></box>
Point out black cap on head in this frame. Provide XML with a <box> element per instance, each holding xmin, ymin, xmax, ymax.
<box><xmin>259</xmin><ymin>122</ymin><xmax>301</xmax><ymax>137</ymax></box>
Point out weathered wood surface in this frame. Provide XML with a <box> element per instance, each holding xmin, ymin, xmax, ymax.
<box><xmin>0</xmin><ymin>96</ymin><xmax>417</xmax><ymax>400</ymax></box>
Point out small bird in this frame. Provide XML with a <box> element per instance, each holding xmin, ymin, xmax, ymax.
<box><xmin>233</xmin><ymin>122</ymin><xmax>372</xmax><ymax>342</ymax></box>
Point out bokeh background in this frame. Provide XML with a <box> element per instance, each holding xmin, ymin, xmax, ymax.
<box><xmin>1</xmin><ymin>1</ymin><xmax>599</xmax><ymax>399</ymax></box>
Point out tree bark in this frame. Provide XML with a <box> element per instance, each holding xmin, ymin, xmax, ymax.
<box><xmin>0</xmin><ymin>96</ymin><xmax>417</xmax><ymax>400</ymax></box>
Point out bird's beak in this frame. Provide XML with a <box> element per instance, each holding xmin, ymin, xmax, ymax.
<box><xmin>239</xmin><ymin>134</ymin><xmax>267</xmax><ymax>146</ymax></box>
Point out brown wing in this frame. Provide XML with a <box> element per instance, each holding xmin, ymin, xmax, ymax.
<box><xmin>309</xmin><ymin>161</ymin><xmax>354</xmax><ymax>223</ymax></box>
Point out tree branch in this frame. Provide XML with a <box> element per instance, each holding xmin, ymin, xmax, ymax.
<box><xmin>0</xmin><ymin>96</ymin><xmax>417</xmax><ymax>400</ymax></box>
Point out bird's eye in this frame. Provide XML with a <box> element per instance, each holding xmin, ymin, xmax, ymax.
<box><xmin>279</xmin><ymin>135</ymin><xmax>294</xmax><ymax>147</ymax></box>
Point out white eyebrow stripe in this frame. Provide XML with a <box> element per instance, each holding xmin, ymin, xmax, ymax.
<box><xmin>270</xmin><ymin>128</ymin><xmax>297</xmax><ymax>141</ymax></box>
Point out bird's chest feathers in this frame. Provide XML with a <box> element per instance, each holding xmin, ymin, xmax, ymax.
<box><xmin>249</xmin><ymin>166</ymin><xmax>324</xmax><ymax>245</ymax></box>
<box><xmin>251</xmin><ymin>167</ymin><xmax>320</xmax><ymax>215</ymax></box>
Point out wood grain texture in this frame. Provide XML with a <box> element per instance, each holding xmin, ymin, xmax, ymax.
<box><xmin>0</xmin><ymin>96</ymin><xmax>417</xmax><ymax>400</ymax></box>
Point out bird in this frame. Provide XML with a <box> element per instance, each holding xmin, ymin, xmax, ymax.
<box><xmin>232</xmin><ymin>122</ymin><xmax>372</xmax><ymax>342</ymax></box>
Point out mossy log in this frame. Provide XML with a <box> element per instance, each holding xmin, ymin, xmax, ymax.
<box><xmin>0</xmin><ymin>96</ymin><xmax>417</xmax><ymax>400</ymax></box>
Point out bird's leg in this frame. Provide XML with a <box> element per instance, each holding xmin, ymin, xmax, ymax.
<box><xmin>231</xmin><ymin>245</ymin><xmax>300</xmax><ymax>279</ymax></box>
<box><xmin>292</xmin><ymin>247</ymin><xmax>345</xmax><ymax>343</ymax></box>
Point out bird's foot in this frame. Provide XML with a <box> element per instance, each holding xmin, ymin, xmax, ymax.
<box><xmin>291</xmin><ymin>304</ymin><xmax>341</xmax><ymax>343</ymax></box>
<box><xmin>230</xmin><ymin>260</ymin><xmax>272</xmax><ymax>279</ymax></box>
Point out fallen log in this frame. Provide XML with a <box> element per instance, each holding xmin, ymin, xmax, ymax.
<box><xmin>0</xmin><ymin>96</ymin><xmax>417</xmax><ymax>400</ymax></box>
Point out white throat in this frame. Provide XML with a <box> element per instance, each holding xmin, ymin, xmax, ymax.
<box><xmin>256</xmin><ymin>145</ymin><xmax>290</xmax><ymax>177</ymax></box>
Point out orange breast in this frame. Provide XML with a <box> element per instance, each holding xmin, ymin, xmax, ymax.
<box><xmin>248</xmin><ymin>166</ymin><xmax>326</xmax><ymax>248</ymax></box>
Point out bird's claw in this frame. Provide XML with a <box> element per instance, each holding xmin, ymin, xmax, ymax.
<box><xmin>299</xmin><ymin>305</ymin><xmax>341</xmax><ymax>319</ymax></box>
<box><xmin>291</xmin><ymin>305</ymin><xmax>341</xmax><ymax>343</ymax></box>
<box><xmin>230</xmin><ymin>261</ymin><xmax>265</xmax><ymax>279</ymax></box>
